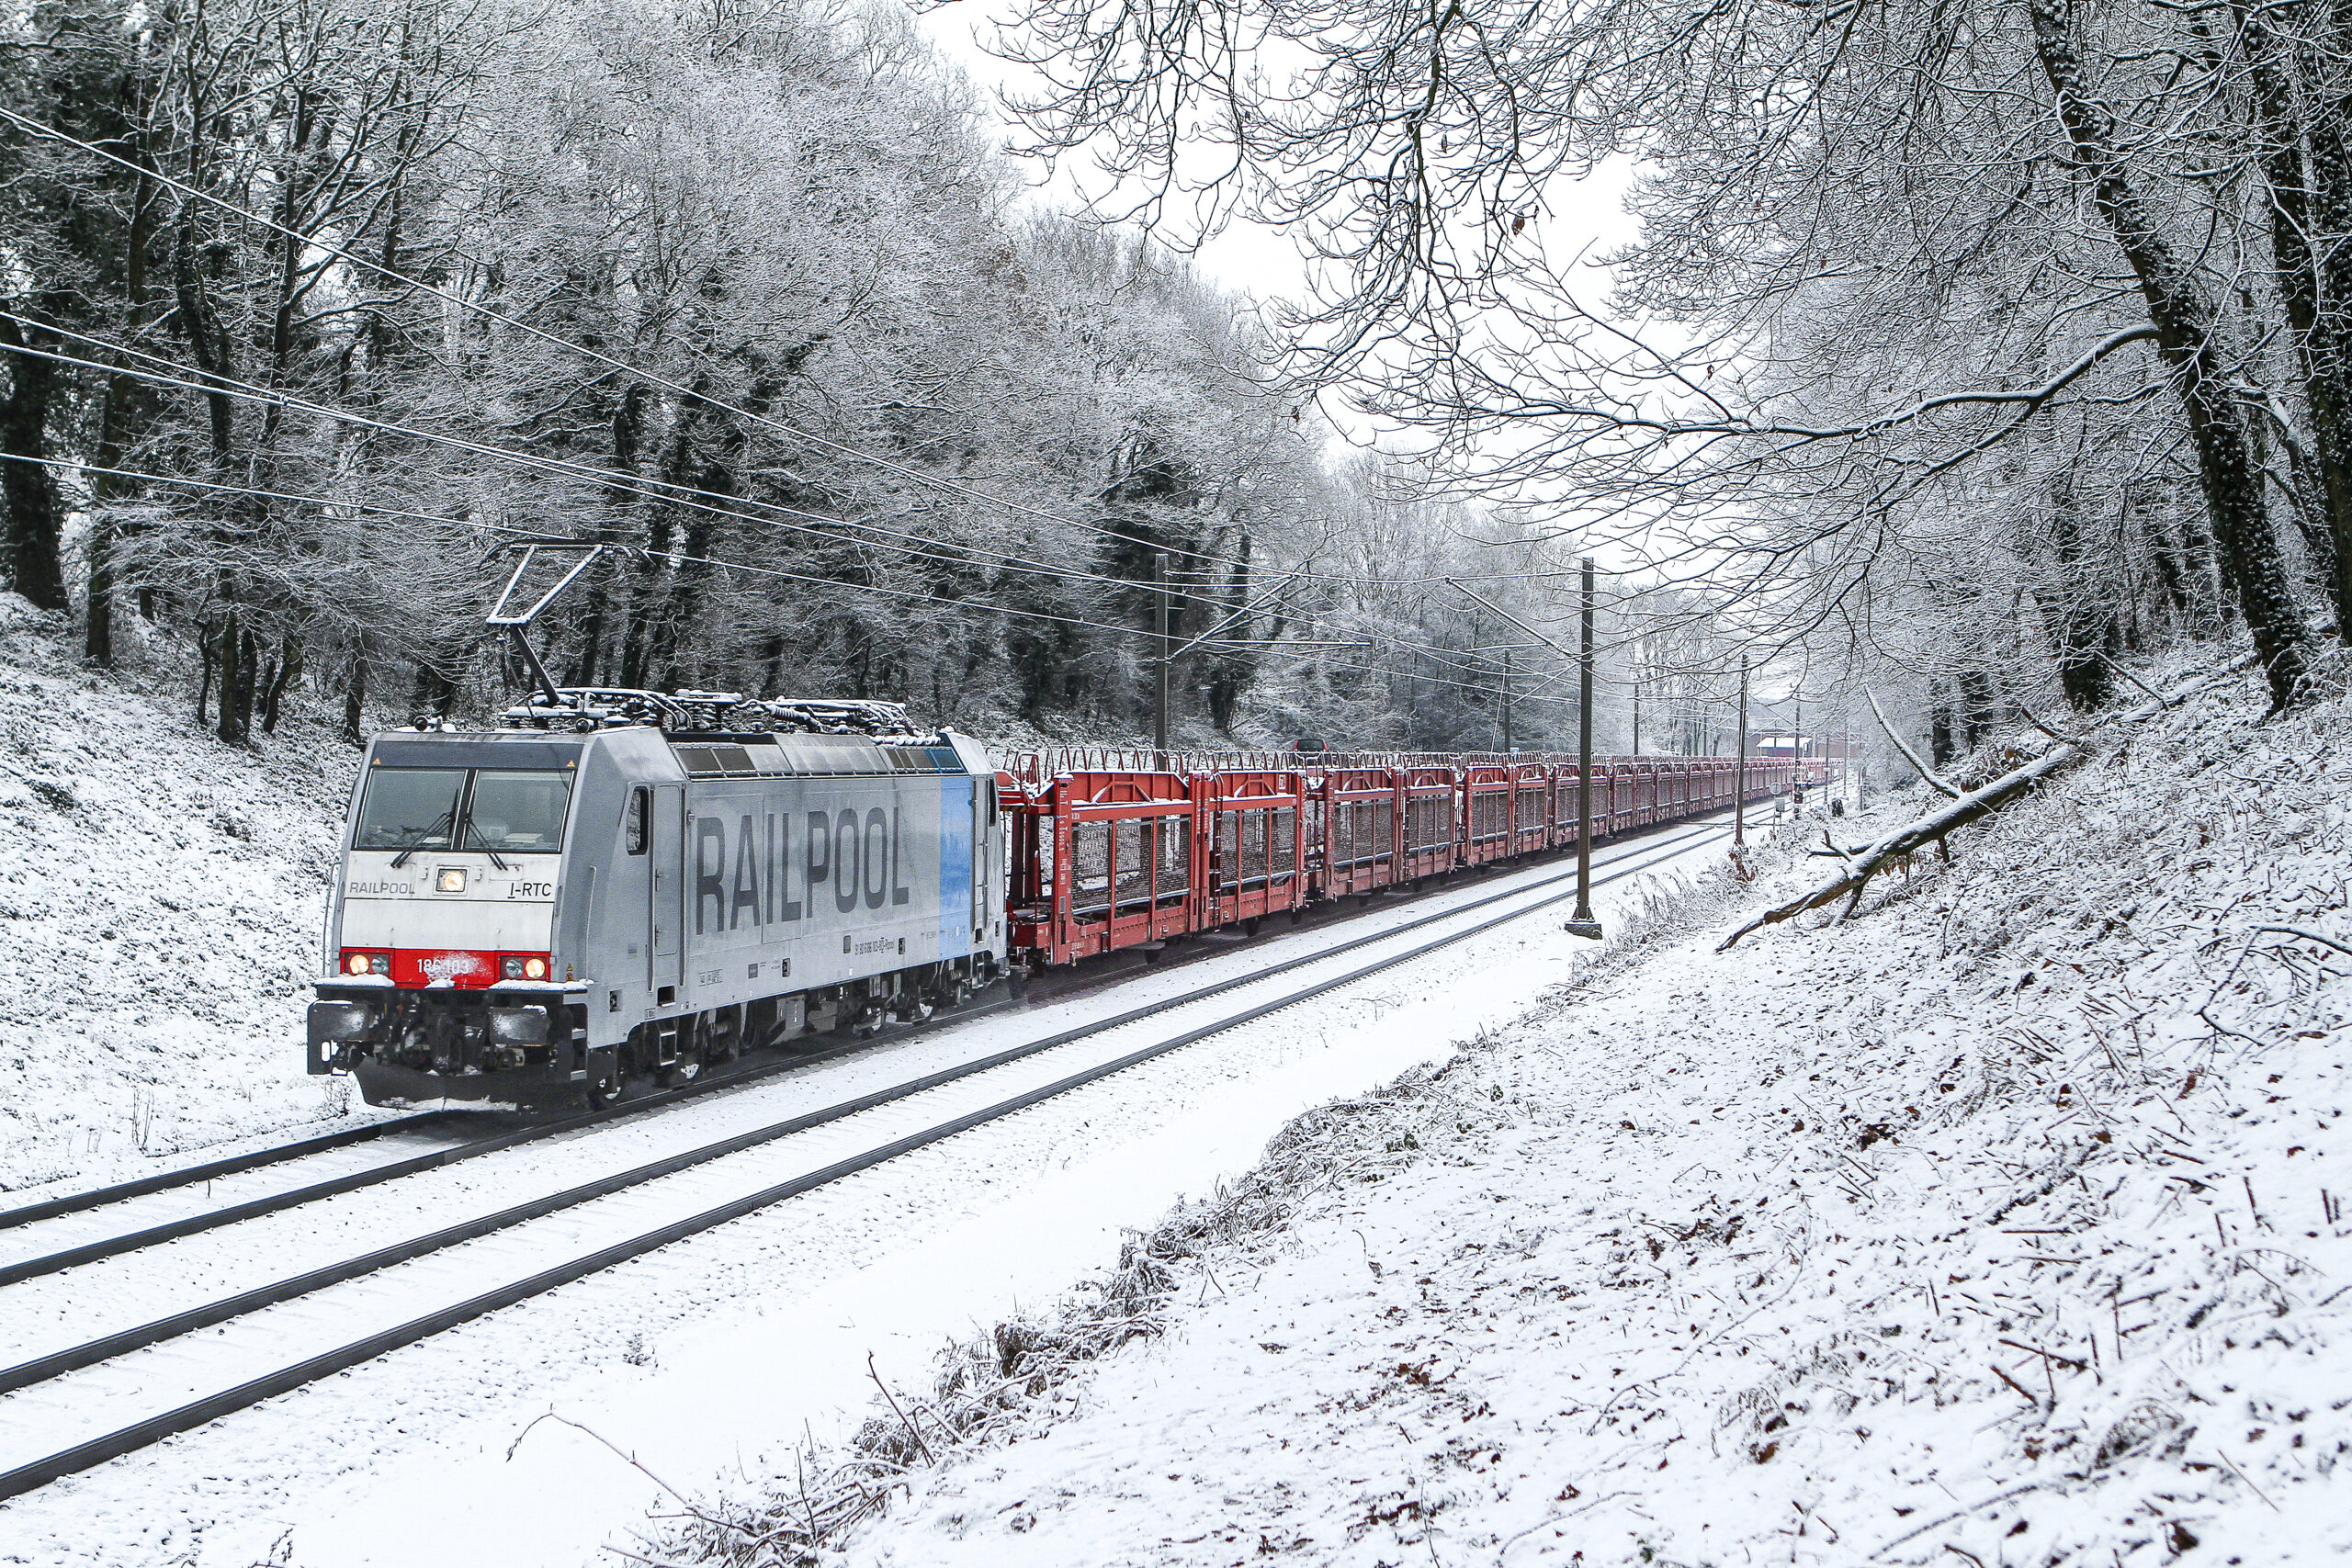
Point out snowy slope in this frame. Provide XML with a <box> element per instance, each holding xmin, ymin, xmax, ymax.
<box><xmin>0</xmin><ymin>596</ymin><xmax>379</xmax><ymax>1198</ymax></box>
<box><xmin>714</xmin><ymin>649</ymin><xmax>2352</xmax><ymax>1568</ymax></box>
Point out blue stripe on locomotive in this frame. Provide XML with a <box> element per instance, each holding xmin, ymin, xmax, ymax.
<box><xmin>938</xmin><ymin>775</ymin><xmax>973</xmax><ymax>959</ymax></box>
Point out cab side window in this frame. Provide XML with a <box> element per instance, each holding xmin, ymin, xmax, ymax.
<box><xmin>625</xmin><ymin>786</ymin><xmax>650</xmax><ymax>855</ymax></box>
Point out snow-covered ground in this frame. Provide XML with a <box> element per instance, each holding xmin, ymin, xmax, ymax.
<box><xmin>650</xmin><ymin>650</ymin><xmax>2346</xmax><ymax>1568</ymax></box>
<box><xmin>0</xmin><ymin>596</ymin><xmax>379</xmax><ymax>1199</ymax></box>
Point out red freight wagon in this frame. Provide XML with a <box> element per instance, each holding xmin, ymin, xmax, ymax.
<box><xmin>1007</xmin><ymin>766</ymin><xmax>1196</xmax><ymax>966</ymax></box>
<box><xmin>1317</xmin><ymin>766</ymin><xmax>1401</xmax><ymax>899</ymax></box>
<box><xmin>1544</xmin><ymin>764</ymin><xmax>1592</xmax><ymax>849</ymax></box>
<box><xmin>1398</xmin><ymin>766</ymin><xmax>1456</xmax><ymax>885</ymax></box>
<box><xmin>1461</xmin><ymin>763</ymin><xmax>1514</xmax><ymax>867</ymax></box>
<box><xmin>1510</xmin><ymin>761</ymin><xmax>1552</xmax><ymax>857</ymax></box>
<box><xmin>1197</xmin><ymin>767</ymin><xmax>1309</xmax><ymax>931</ymax></box>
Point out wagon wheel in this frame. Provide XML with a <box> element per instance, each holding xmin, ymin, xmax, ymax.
<box><xmin>583</xmin><ymin>1060</ymin><xmax>623</xmax><ymax>1111</ymax></box>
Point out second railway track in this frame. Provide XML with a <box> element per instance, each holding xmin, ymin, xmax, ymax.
<box><xmin>0</xmin><ymin>812</ymin><xmax>1738</xmax><ymax>1501</ymax></box>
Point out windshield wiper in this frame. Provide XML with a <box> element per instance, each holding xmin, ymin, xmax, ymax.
<box><xmin>389</xmin><ymin>807</ymin><xmax>456</xmax><ymax>868</ymax></box>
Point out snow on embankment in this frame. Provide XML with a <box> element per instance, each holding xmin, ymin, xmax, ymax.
<box><xmin>0</xmin><ymin>598</ymin><xmax>370</xmax><ymax>1196</ymax></box>
<box><xmin>722</xmin><ymin>651</ymin><xmax>2346</xmax><ymax>1567</ymax></box>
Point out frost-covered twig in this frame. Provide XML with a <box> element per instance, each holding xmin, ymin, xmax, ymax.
<box><xmin>2197</xmin><ymin>924</ymin><xmax>2352</xmax><ymax>1047</ymax></box>
<box><xmin>867</xmin><ymin>1352</ymin><xmax>934</xmax><ymax>1465</ymax></box>
<box><xmin>2096</xmin><ymin>649</ymin><xmax>2167</xmax><ymax>705</ymax></box>
<box><xmin>1868</xmin><ymin>1481</ymin><xmax>2051</xmax><ymax>1558</ymax></box>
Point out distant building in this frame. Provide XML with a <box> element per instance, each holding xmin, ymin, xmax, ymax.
<box><xmin>1749</xmin><ymin>730</ymin><xmax>1856</xmax><ymax>761</ymax></box>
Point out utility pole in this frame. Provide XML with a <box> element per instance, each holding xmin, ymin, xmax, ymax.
<box><xmin>1734</xmin><ymin>657</ymin><xmax>1750</xmax><ymax>847</ymax></box>
<box><xmin>1153</xmin><ymin>551</ymin><xmax>1171</xmax><ymax>757</ymax></box>
<box><xmin>1566</xmin><ymin>558</ymin><xmax>1602</xmax><ymax>940</ymax></box>
<box><xmin>1501</xmin><ymin>647</ymin><xmax>1514</xmax><ymax>755</ymax></box>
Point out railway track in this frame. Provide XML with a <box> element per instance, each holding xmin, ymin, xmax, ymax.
<box><xmin>0</xmin><ymin>811</ymin><xmax>1741</xmax><ymax>1500</ymax></box>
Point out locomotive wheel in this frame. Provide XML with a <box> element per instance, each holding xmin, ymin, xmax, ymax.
<box><xmin>895</xmin><ymin>993</ymin><xmax>936</xmax><ymax>1025</ymax></box>
<box><xmin>584</xmin><ymin>1064</ymin><xmax>622</xmax><ymax>1111</ymax></box>
<box><xmin>850</xmin><ymin>1005</ymin><xmax>888</xmax><ymax>1040</ymax></box>
<box><xmin>704</xmin><ymin>1005</ymin><xmax>742</xmax><ymax>1064</ymax></box>
<box><xmin>657</xmin><ymin>1050</ymin><xmax>702</xmax><ymax>1088</ymax></box>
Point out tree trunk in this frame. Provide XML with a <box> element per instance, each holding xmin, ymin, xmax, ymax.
<box><xmin>173</xmin><ymin>202</ymin><xmax>236</xmax><ymax>465</ymax></box>
<box><xmin>2027</xmin><ymin>0</ymin><xmax>2315</xmax><ymax>707</ymax></box>
<box><xmin>216</xmin><ymin>607</ymin><xmax>245</xmax><ymax>743</ymax></box>
<box><xmin>2305</xmin><ymin>0</ymin><xmax>2352</xmax><ymax>637</ymax></box>
<box><xmin>2045</xmin><ymin>472</ymin><xmax>2118</xmax><ymax>708</ymax></box>
<box><xmin>88</xmin><ymin>117</ymin><xmax>160</xmax><ymax>668</ymax></box>
<box><xmin>2243</xmin><ymin>4</ymin><xmax>2352</xmax><ymax>629</ymax></box>
<box><xmin>344</xmin><ymin>637</ymin><xmax>368</xmax><ymax>745</ymax></box>
<box><xmin>261</xmin><ymin>632</ymin><xmax>300</xmax><ymax>733</ymax></box>
<box><xmin>0</xmin><ymin>311</ymin><xmax>70</xmax><ymax>613</ymax></box>
<box><xmin>196</xmin><ymin>616</ymin><xmax>216</xmax><ymax>728</ymax></box>
<box><xmin>1957</xmin><ymin>669</ymin><xmax>2002</xmax><ymax>743</ymax></box>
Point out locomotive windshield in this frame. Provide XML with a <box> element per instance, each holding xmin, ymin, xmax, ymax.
<box><xmin>354</xmin><ymin>769</ymin><xmax>465</xmax><ymax>852</ymax></box>
<box><xmin>461</xmin><ymin>770</ymin><xmax>572</xmax><ymax>853</ymax></box>
<box><xmin>354</xmin><ymin>767</ymin><xmax>571</xmax><ymax>854</ymax></box>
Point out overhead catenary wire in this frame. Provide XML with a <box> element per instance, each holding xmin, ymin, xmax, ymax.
<box><xmin>8</xmin><ymin>443</ymin><xmax>1571</xmax><ymax>705</ymax></box>
<box><xmin>9</xmin><ymin>446</ymin><xmax>1580</xmax><ymax>709</ymax></box>
<box><xmin>3</xmin><ymin>446</ymin><xmax>1637</xmax><ymax>716</ymax></box>
<box><xmin>1</xmin><ymin>310</ymin><xmax>1732</xmax><ymax>693</ymax></box>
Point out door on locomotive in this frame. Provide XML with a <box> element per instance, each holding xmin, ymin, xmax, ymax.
<box><xmin>650</xmin><ymin>783</ymin><xmax>684</xmax><ymax>1001</ymax></box>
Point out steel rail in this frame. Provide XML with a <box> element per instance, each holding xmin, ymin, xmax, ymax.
<box><xmin>0</xmin><ymin>817</ymin><xmax>1736</xmax><ymax>1498</ymax></box>
<box><xmin>0</xmin><ymin>1114</ymin><xmax>449</xmax><ymax>1233</ymax></box>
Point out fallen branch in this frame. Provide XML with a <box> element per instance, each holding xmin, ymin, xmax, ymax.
<box><xmin>2096</xmin><ymin>649</ymin><xmax>2167</xmax><ymax>705</ymax></box>
<box><xmin>1723</xmin><ymin>648</ymin><xmax>2263</xmax><ymax>951</ymax></box>
<box><xmin>1866</xmin><ymin>686</ymin><xmax>1960</xmax><ymax>798</ymax></box>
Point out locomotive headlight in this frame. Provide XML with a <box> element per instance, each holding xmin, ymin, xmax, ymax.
<box><xmin>345</xmin><ymin>953</ymin><xmax>372</xmax><ymax>976</ymax></box>
<box><xmin>501</xmin><ymin>956</ymin><xmax>523</xmax><ymax>979</ymax></box>
<box><xmin>435</xmin><ymin>867</ymin><xmax>467</xmax><ymax>894</ymax></box>
<box><xmin>522</xmin><ymin>956</ymin><xmax>548</xmax><ymax>979</ymax></box>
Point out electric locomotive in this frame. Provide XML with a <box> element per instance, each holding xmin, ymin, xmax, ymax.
<box><xmin>308</xmin><ymin>691</ymin><xmax>1009</xmax><ymax>1109</ymax></box>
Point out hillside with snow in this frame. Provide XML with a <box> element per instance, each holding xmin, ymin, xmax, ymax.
<box><xmin>656</xmin><ymin>642</ymin><xmax>2349</xmax><ymax>1567</ymax></box>
<box><xmin>0</xmin><ymin>596</ymin><xmax>378</xmax><ymax>1197</ymax></box>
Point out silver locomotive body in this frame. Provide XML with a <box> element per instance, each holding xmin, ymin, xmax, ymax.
<box><xmin>309</xmin><ymin>725</ymin><xmax>1007</xmax><ymax>1109</ymax></box>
